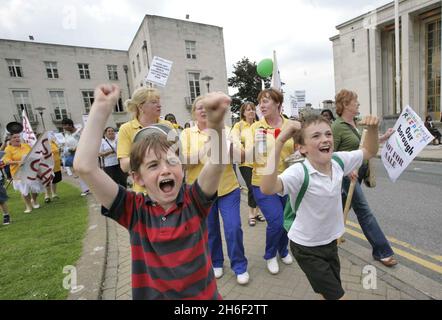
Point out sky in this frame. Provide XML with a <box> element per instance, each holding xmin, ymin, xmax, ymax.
<box><xmin>0</xmin><ymin>0</ymin><xmax>393</xmax><ymax>108</ymax></box>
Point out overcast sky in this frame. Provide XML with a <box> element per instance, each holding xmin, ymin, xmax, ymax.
<box><xmin>0</xmin><ymin>0</ymin><xmax>392</xmax><ymax>107</ymax></box>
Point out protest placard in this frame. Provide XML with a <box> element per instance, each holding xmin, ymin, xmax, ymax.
<box><xmin>144</xmin><ymin>56</ymin><xmax>173</xmax><ymax>87</ymax></box>
<box><xmin>381</xmin><ymin>106</ymin><xmax>434</xmax><ymax>182</ymax></box>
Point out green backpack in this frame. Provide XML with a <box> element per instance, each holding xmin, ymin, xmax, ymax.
<box><xmin>283</xmin><ymin>155</ymin><xmax>345</xmax><ymax>232</ymax></box>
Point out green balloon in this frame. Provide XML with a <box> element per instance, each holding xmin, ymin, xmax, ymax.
<box><xmin>257</xmin><ymin>59</ymin><xmax>273</xmax><ymax>78</ymax></box>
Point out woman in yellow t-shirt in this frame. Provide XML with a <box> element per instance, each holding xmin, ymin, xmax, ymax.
<box><xmin>231</xmin><ymin>102</ymin><xmax>265</xmax><ymax>227</ymax></box>
<box><xmin>181</xmin><ymin>96</ymin><xmax>249</xmax><ymax>285</ymax></box>
<box><xmin>116</xmin><ymin>87</ymin><xmax>173</xmax><ymax>193</ymax></box>
<box><xmin>2</xmin><ymin>133</ymin><xmax>43</xmax><ymax>213</ymax></box>
<box><xmin>248</xmin><ymin>88</ymin><xmax>296</xmax><ymax>275</ymax></box>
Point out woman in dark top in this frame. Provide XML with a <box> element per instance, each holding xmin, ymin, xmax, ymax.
<box><xmin>332</xmin><ymin>89</ymin><xmax>398</xmax><ymax>267</ymax></box>
<box><xmin>424</xmin><ymin>116</ymin><xmax>441</xmax><ymax>145</ymax></box>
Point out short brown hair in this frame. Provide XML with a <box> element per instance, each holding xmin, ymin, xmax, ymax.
<box><xmin>239</xmin><ymin>102</ymin><xmax>256</xmax><ymax>121</ymax></box>
<box><xmin>130</xmin><ymin>134</ymin><xmax>180</xmax><ymax>173</ymax></box>
<box><xmin>258</xmin><ymin>88</ymin><xmax>284</xmax><ymax>107</ymax></box>
<box><xmin>294</xmin><ymin>114</ymin><xmax>332</xmax><ymax>146</ymax></box>
<box><xmin>335</xmin><ymin>89</ymin><xmax>357</xmax><ymax>116</ymax></box>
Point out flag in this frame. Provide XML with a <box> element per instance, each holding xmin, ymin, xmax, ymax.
<box><xmin>22</xmin><ymin>109</ymin><xmax>37</xmax><ymax>147</ymax></box>
<box><xmin>271</xmin><ymin>50</ymin><xmax>282</xmax><ymax>91</ymax></box>
<box><xmin>15</xmin><ymin>132</ymin><xmax>54</xmax><ymax>187</ymax></box>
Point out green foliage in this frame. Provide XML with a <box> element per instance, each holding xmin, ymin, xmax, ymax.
<box><xmin>228</xmin><ymin>57</ymin><xmax>271</xmax><ymax>113</ymax></box>
<box><xmin>0</xmin><ymin>182</ymin><xmax>88</xmax><ymax>300</ymax></box>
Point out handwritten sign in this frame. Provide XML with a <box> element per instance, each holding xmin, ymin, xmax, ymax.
<box><xmin>381</xmin><ymin>106</ymin><xmax>433</xmax><ymax>182</ymax></box>
<box><xmin>144</xmin><ymin>56</ymin><xmax>173</xmax><ymax>87</ymax></box>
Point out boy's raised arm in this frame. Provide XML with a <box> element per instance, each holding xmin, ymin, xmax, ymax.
<box><xmin>197</xmin><ymin>92</ymin><xmax>231</xmax><ymax>197</ymax></box>
<box><xmin>74</xmin><ymin>84</ymin><xmax>120</xmax><ymax>209</ymax></box>
<box><xmin>359</xmin><ymin>115</ymin><xmax>380</xmax><ymax>160</ymax></box>
<box><xmin>260</xmin><ymin>120</ymin><xmax>301</xmax><ymax>195</ymax></box>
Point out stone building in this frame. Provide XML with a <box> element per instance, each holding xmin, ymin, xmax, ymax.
<box><xmin>330</xmin><ymin>0</ymin><xmax>441</xmax><ymax>128</ymax></box>
<box><xmin>0</xmin><ymin>15</ymin><xmax>228</xmax><ymax>133</ymax></box>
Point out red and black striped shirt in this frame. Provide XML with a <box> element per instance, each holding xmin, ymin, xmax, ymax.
<box><xmin>102</xmin><ymin>182</ymin><xmax>221</xmax><ymax>300</ymax></box>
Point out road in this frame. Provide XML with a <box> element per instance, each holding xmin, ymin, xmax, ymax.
<box><xmin>345</xmin><ymin>159</ymin><xmax>442</xmax><ymax>282</ymax></box>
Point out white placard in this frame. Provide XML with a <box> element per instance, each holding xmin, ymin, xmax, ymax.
<box><xmin>144</xmin><ymin>56</ymin><xmax>173</xmax><ymax>87</ymax></box>
<box><xmin>82</xmin><ymin>114</ymin><xmax>89</xmax><ymax>126</ymax></box>
<box><xmin>381</xmin><ymin>106</ymin><xmax>434</xmax><ymax>182</ymax></box>
<box><xmin>54</xmin><ymin>133</ymin><xmax>65</xmax><ymax>145</ymax></box>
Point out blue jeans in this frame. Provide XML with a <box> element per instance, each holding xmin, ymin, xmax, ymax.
<box><xmin>342</xmin><ymin>177</ymin><xmax>394</xmax><ymax>260</ymax></box>
<box><xmin>252</xmin><ymin>186</ymin><xmax>289</xmax><ymax>260</ymax></box>
<box><xmin>208</xmin><ymin>188</ymin><xmax>248</xmax><ymax>275</ymax></box>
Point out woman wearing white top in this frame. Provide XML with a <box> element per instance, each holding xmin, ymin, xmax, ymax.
<box><xmin>99</xmin><ymin>127</ymin><xmax>127</xmax><ymax>187</ymax></box>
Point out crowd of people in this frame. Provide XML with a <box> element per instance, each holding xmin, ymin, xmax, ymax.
<box><xmin>7</xmin><ymin>81</ymin><xmax>436</xmax><ymax>301</ymax></box>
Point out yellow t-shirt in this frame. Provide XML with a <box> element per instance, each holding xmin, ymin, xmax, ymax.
<box><xmin>248</xmin><ymin>117</ymin><xmax>295</xmax><ymax>186</ymax></box>
<box><xmin>50</xmin><ymin>141</ymin><xmax>61</xmax><ymax>172</ymax></box>
<box><xmin>181</xmin><ymin>125</ymin><xmax>239</xmax><ymax>197</ymax></box>
<box><xmin>231</xmin><ymin>120</ymin><xmax>254</xmax><ymax>168</ymax></box>
<box><xmin>117</xmin><ymin>117</ymin><xmax>174</xmax><ymax>193</ymax></box>
<box><xmin>2</xmin><ymin>143</ymin><xmax>32</xmax><ymax>177</ymax></box>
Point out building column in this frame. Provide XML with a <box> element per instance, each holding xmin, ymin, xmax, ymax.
<box><xmin>368</xmin><ymin>27</ymin><xmax>382</xmax><ymax>117</ymax></box>
<box><xmin>401</xmin><ymin>13</ymin><xmax>412</xmax><ymax>110</ymax></box>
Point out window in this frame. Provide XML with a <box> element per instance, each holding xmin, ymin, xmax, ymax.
<box><xmin>136</xmin><ymin>54</ymin><xmax>141</xmax><ymax>72</ymax></box>
<box><xmin>351</xmin><ymin>38</ymin><xmax>355</xmax><ymax>53</ymax></box>
<box><xmin>142</xmin><ymin>47</ymin><xmax>147</xmax><ymax>66</ymax></box>
<box><xmin>425</xmin><ymin>18</ymin><xmax>441</xmax><ymax>120</ymax></box>
<box><xmin>107</xmin><ymin>65</ymin><xmax>118</xmax><ymax>81</ymax></box>
<box><xmin>78</xmin><ymin>63</ymin><xmax>90</xmax><ymax>79</ymax></box>
<box><xmin>188</xmin><ymin>72</ymin><xmax>201</xmax><ymax>102</ymax></box>
<box><xmin>49</xmin><ymin>91</ymin><xmax>68</xmax><ymax>120</ymax></box>
<box><xmin>114</xmin><ymin>98</ymin><xmax>124</xmax><ymax>113</ymax></box>
<box><xmin>82</xmin><ymin>90</ymin><xmax>94</xmax><ymax>113</ymax></box>
<box><xmin>45</xmin><ymin>61</ymin><xmax>59</xmax><ymax>79</ymax></box>
<box><xmin>132</xmin><ymin>61</ymin><xmax>136</xmax><ymax>78</ymax></box>
<box><xmin>185</xmin><ymin>41</ymin><xmax>197</xmax><ymax>59</ymax></box>
<box><xmin>12</xmin><ymin>90</ymin><xmax>35</xmax><ymax>122</ymax></box>
<box><xmin>7</xmin><ymin>59</ymin><xmax>23</xmax><ymax>77</ymax></box>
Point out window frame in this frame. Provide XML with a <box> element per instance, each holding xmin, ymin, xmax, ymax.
<box><xmin>7</xmin><ymin>59</ymin><xmax>23</xmax><ymax>78</ymax></box>
<box><xmin>185</xmin><ymin>40</ymin><xmax>197</xmax><ymax>59</ymax></box>
<box><xmin>78</xmin><ymin>63</ymin><xmax>91</xmax><ymax>79</ymax></box>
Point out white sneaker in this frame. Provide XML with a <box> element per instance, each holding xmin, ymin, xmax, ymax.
<box><xmin>281</xmin><ymin>253</ymin><xmax>293</xmax><ymax>265</ymax></box>
<box><xmin>32</xmin><ymin>203</ymin><xmax>40</xmax><ymax>209</ymax></box>
<box><xmin>213</xmin><ymin>267</ymin><xmax>224</xmax><ymax>279</ymax></box>
<box><xmin>236</xmin><ymin>272</ymin><xmax>250</xmax><ymax>285</ymax></box>
<box><xmin>80</xmin><ymin>190</ymin><xmax>90</xmax><ymax>197</ymax></box>
<box><xmin>266</xmin><ymin>257</ymin><xmax>279</xmax><ymax>275</ymax></box>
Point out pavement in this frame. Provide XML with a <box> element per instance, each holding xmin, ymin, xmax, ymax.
<box><xmin>67</xmin><ymin>144</ymin><xmax>442</xmax><ymax>300</ymax></box>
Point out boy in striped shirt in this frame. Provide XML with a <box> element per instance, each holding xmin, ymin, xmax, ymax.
<box><xmin>75</xmin><ymin>84</ymin><xmax>230</xmax><ymax>300</ymax></box>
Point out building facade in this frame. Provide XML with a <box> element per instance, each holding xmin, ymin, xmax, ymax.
<box><xmin>128</xmin><ymin>15</ymin><xmax>228</xmax><ymax>123</ymax></box>
<box><xmin>331</xmin><ymin>0</ymin><xmax>441</xmax><ymax>129</ymax></box>
<box><xmin>0</xmin><ymin>15</ymin><xmax>228</xmax><ymax>133</ymax></box>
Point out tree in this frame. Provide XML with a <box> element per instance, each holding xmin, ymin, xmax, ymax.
<box><xmin>228</xmin><ymin>57</ymin><xmax>271</xmax><ymax>113</ymax></box>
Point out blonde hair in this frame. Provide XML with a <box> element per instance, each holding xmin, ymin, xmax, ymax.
<box><xmin>124</xmin><ymin>87</ymin><xmax>160</xmax><ymax>119</ymax></box>
<box><xmin>335</xmin><ymin>89</ymin><xmax>358</xmax><ymax>116</ymax></box>
<box><xmin>191</xmin><ymin>96</ymin><xmax>205</xmax><ymax>121</ymax></box>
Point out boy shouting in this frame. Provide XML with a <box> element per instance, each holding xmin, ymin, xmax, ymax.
<box><xmin>74</xmin><ymin>84</ymin><xmax>230</xmax><ymax>300</ymax></box>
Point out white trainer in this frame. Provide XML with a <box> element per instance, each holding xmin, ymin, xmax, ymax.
<box><xmin>266</xmin><ymin>257</ymin><xmax>279</xmax><ymax>275</ymax></box>
<box><xmin>213</xmin><ymin>267</ymin><xmax>224</xmax><ymax>279</ymax></box>
<box><xmin>281</xmin><ymin>253</ymin><xmax>294</xmax><ymax>265</ymax></box>
<box><xmin>236</xmin><ymin>272</ymin><xmax>250</xmax><ymax>285</ymax></box>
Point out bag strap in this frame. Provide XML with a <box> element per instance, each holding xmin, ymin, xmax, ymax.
<box><xmin>283</xmin><ymin>162</ymin><xmax>309</xmax><ymax>232</ymax></box>
<box><xmin>104</xmin><ymin>138</ymin><xmax>116</xmax><ymax>153</ymax></box>
<box><xmin>332</xmin><ymin>154</ymin><xmax>344</xmax><ymax>171</ymax></box>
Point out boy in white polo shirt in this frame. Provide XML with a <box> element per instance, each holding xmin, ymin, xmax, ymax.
<box><xmin>260</xmin><ymin>114</ymin><xmax>380</xmax><ymax>300</ymax></box>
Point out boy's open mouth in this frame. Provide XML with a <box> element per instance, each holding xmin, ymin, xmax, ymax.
<box><xmin>159</xmin><ymin>179</ymin><xmax>175</xmax><ymax>193</ymax></box>
<box><xmin>319</xmin><ymin>146</ymin><xmax>331</xmax><ymax>153</ymax></box>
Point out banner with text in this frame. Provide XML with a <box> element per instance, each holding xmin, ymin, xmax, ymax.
<box><xmin>381</xmin><ymin>106</ymin><xmax>433</xmax><ymax>182</ymax></box>
<box><xmin>15</xmin><ymin>131</ymin><xmax>54</xmax><ymax>187</ymax></box>
<box><xmin>144</xmin><ymin>56</ymin><xmax>173</xmax><ymax>87</ymax></box>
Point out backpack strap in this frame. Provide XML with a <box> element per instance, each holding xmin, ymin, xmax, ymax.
<box><xmin>283</xmin><ymin>162</ymin><xmax>309</xmax><ymax>232</ymax></box>
<box><xmin>332</xmin><ymin>154</ymin><xmax>344</xmax><ymax>171</ymax></box>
